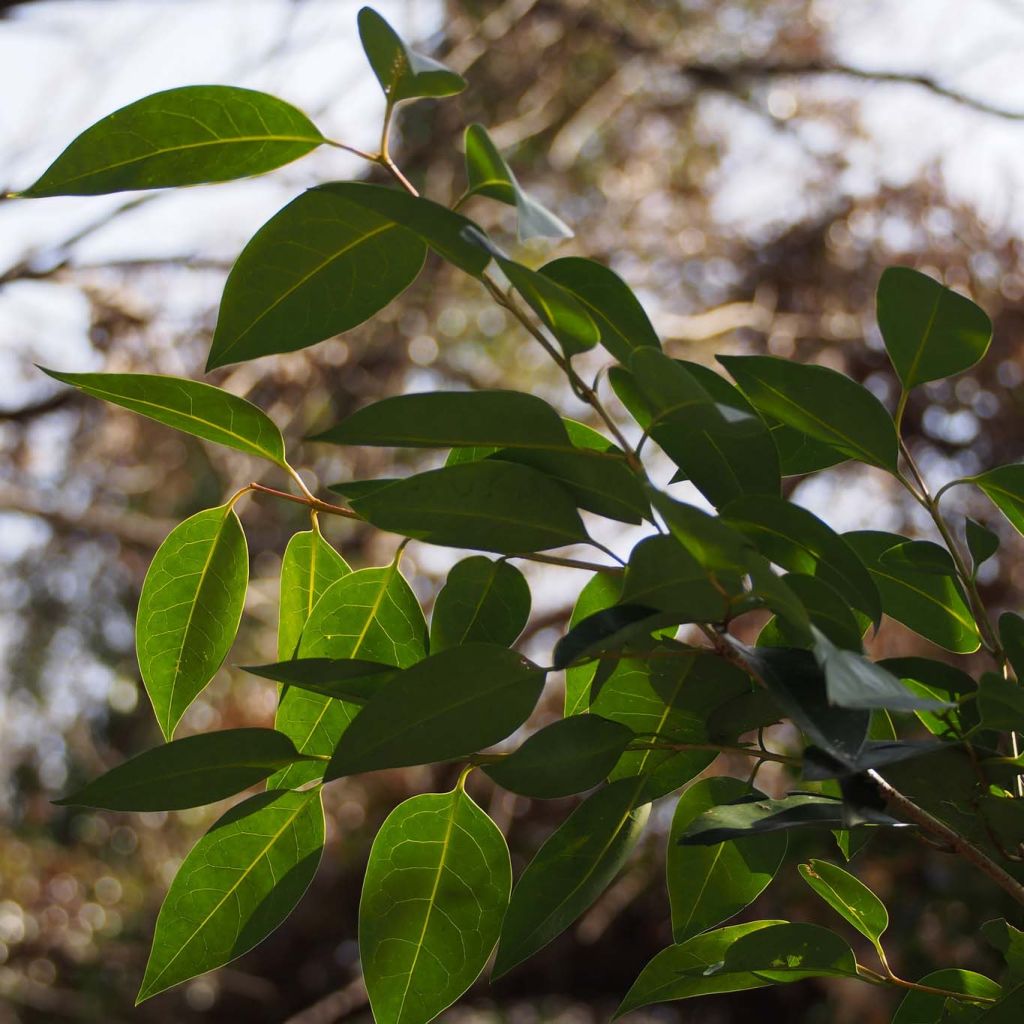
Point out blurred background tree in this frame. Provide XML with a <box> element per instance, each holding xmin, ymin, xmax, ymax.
<box><xmin>2</xmin><ymin>0</ymin><xmax>1024</xmax><ymax>1021</ymax></box>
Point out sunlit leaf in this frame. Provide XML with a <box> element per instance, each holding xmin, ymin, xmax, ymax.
<box><xmin>972</xmin><ymin>465</ymin><xmax>1024</xmax><ymax>538</ymax></box>
<box><xmin>430</xmin><ymin>556</ymin><xmax>530</xmax><ymax>652</ymax></box>
<box><xmin>563</xmin><ymin>572</ymin><xmax>623</xmax><ymax>715</ymax></box>
<box><xmin>798</xmin><ymin>858</ymin><xmax>888</xmax><ymax>949</ymax></box>
<box><xmin>714</xmin><ymin>922</ymin><xmax>858</xmax><ymax>982</ymax></box>
<box><xmin>891</xmin><ymin>970</ymin><xmax>1001</xmax><ymax>1024</ymax></box>
<box><xmin>245</xmin><ymin>658</ymin><xmax>398</xmax><ymax>704</ymax></box>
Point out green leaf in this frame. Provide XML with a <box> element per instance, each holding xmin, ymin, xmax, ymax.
<box><xmin>877</xmin><ymin>267</ymin><xmax>992</xmax><ymax>389</ymax></box>
<box><xmin>357</xmin><ymin>6</ymin><xmax>466</xmax><ymax>103</ymax></box>
<box><xmin>677</xmin><ymin>793</ymin><xmax>853</xmax><ymax>844</ymax></box>
<box><xmin>207</xmin><ymin>187</ymin><xmax>425</xmax><ymax>369</ymax></box>
<box><xmin>620</xmin><ymin>535</ymin><xmax>733</xmax><ymax>622</ymax></box>
<box><xmin>346</xmin><ymin>461</ymin><xmax>590</xmax><ymax>553</ymax></box>
<box><xmin>714</xmin><ymin>922</ymin><xmax>858</xmax><ymax>982</ymax></box>
<box><xmin>430</xmin><ymin>557</ymin><xmax>530</xmax><ymax>652</ymax></box>
<box><xmin>552</xmin><ymin>604</ymin><xmax>673</xmax><ymax>671</ymax></box>
<box><xmin>493</xmin><ymin>777</ymin><xmax>650</xmax><ymax>978</ymax></box>
<box><xmin>813</xmin><ymin>627</ymin><xmax>952</xmax><ymax>712</ymax></box>
<box><xmin>722</xmin><ymin>495</ymin><xmax>881</xmax><ymax>623</ymax></box>
<box><xmin>891</xmin><ymin>970</ymin><xmax>1001</xmax><ymax>1024</ymax></box>
<box><xmin>245</xmin><ymin>658</ymin><xmax>398</xmax><ymax>703</ymax></box>
<box><xmin>668</xmin><ymin>777</ymin><xmax>787</xmax><ymax>942</ymax></box>
<box><xmin>483</xmin><ymin>715</ymin><xmax>633</xmax><ymax>798</ymax></box>
<box><xmin>277</xmin><ymin>528</ymin><xmax>350</xmax><ymax>660</ymax></box>
<box><xmin>615</xmin><ymin>921</ymin><xmax>786</xmax><ymax>1016</ymax></box>
<box><xmin>967</xmin><ymin>518</ymin><xmax>1000</xmax><ymax>572</ymax></box>
<box><xmin>57</xmin><ymin>729</ymin><xmax>311</xmax><ymax>811</ymax></box>
<box><xmin>539</xmin><ymin>257</ymin><xmax>660</xmax><ymax>362</ymax></box>
<box><xmin>326</xmin><ymin>644</ymin><xmax>546</xmax><ymax>780</ymax></box>
<box><xmin>798</xmin><ymin>858</ymin><xmax>888</xmax><ymax>949</ymax></box>
<box><xmin>977</xmin><ymin>675</ymin><xmax>1024</xmax><ymax>732</ymax></box>
<box><xmin>845</xmin><ymin>530</ymin><xmax>981</xmax><ymax>653</ymax></box>
<box><xmin>316</xmin><ymin>182</ymin><xmax>490</xmax><ymax>276</ymax></box>
<box><xmin>971</xmin><ymin>466</ymin><xmax>1024</xmax><ymax>537</ymax></box>
<box><xmin>880</xmin><ymin>656</ymin><xmax>979</xmax><ymax>737</ymax></box>
<box><xmin>564</xmin><ymin>572</ymin><xmax>623</xmax><ymax>715</ymax></box>
<box><xmin>41</xmin><ymin>369</ymin><xmax>288</xmax><ymax>468</ymax></box>
<box><xmin>719</xmin><ymin>355</ymin><xmax>900</xmax><ymax>473</ymax></box>
<box><xmin>464</xmin><ymin>124</ymin><xmax>572</xmax><ymax>240</ymax></box>
<box><xmin>360</xmin><ymin>787</ymin><xmax>510</xmax><ymax>1024</ymax></box>
<box><xmin>631</xmin><ymin>349</ymin><xmax>781</xmax><ymax>506</ymax></box>
<box><xmin>137</xmin><ymin>504</ymin><xmax>248</xmax><ymax>740</ymax></box>
<box><xmin>137</xmin><ymin>787</ymin><xmax>324</xmax><ymax>1002</ymax></box>
<box><xmin>758</xmin><ymin>574</ymin><xmax>864</xmax><ymax>652</ymax></box>
<box><xmin>1000</xmin><ymin>613</ymin><xmax>1024</xmax><ymax>682</ymax></box>
<box><xmin>21</xmin><ymin>85</ymin><xmax>323</xmax><ymax>197</ymax></box>
<box><xmin>802</xmin><ymin>739</ymin><xmax>947</xmax><ymax>781</ymax></box>
<box><xmin>879</xmin><ymin>539</ymin><xmax>959</xmax><ymax>576</ymax></box>
<box><xmin>271</xmin><ymin>563</ymin><xmax>426</xmax><ymax>788</ymax></box>
<box><xmin>982</xmin><ymin>919</ymin><xmax>1024</xmax><ymax>987</ymax></box>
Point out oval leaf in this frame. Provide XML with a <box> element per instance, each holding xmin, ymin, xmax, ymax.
<box><xmin>798</xmin><ymin>858</ymin><xmax>888</xmax><ymax>948</ymax></box>
<box><xmin>972</xmin><ymin>465</ymin><xmax>1024</xmax><ymax>537</ymax></box>
<box><xmin>668</xmin><ymin>777</ymin><xmax>788</xmax><ymax>942</ymax></box>
<box><xmin>137</xmin><ymin>788</ymin><xmax>324</xmax><ymax>1002</ymax></box>
<box><xmin>326</xmin><ymin>643</ymin><xmax>546</xmax><ymax>780</ymax></box>
<box><xmin>207</xmin><ymin>187</ymin><xmax>426</xmax><ymax>369</ymax></box>
<box><xmin>246</xmin><ymin>658</ymin><xmax>398</xmax><ymax>704</ymax></box>
<box><xmin>715</xmin><ymin>922</ymin><xmax>858</xmax><ymax>982</ymax></box>
<box><xmin>137</xmin><ymin>504</ymin><xmax>248</xmax><ymax>740</ymax></box>
<box><xmin>57</xmin><ymin>729</ymin><xmax>310</xmax><ymax>811</ymax></box>
<box><xmin>564</xmin><ymin>571</ymin><xmax>623</xmax><ymax>716</ymax></box>
<box><xmin>21</xmin><ymin>85</ymin><xmax>323</xmax><ymax>197</ymax></box>
<box><xmin>892</xmin><ymin>970</ymin><xmax>1001</xmax><ymax>1024</ymax></box>
<box><xmin>42</xmin><ymin>369</ymin><xmax>287</xmax><ymax>467</ymax></box>
<box><xmin>360</xmin><ymin>787</ymin><xmax>511</xmax><ymax>1024</ymax></box>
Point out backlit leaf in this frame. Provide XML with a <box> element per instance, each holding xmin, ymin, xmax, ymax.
<box><xmin>245</xmin><ymin>658</ymin><xmax>398</xmax><ymax>704</ymax></box>
<box><xmin>430</xmin><ymin>556</ymin><xmax>530</xmax><ymax>652</ymax></box>
<box><xmin>714</xmin><ymin>922</ymin><xmax>858</xmax><ymax>982</ymax></box>
<box><xmin>892</xmin><ymin>970</ymin><xmax>1001</xmax><ymax>1024</ymax></box>
<box><xmin>564</xmin><ymin>571</ymin><xmax>623</xmax><ymax>715</ymax></box>
<box><xmin>798</xmin><ymin>858</ymin><xmax>888</xmax><ymax>948</ymax></box>
<box><xmin>972</xmin><ymin>465</ymin><xmax>1024</xmax><ymax>537</ymax></box>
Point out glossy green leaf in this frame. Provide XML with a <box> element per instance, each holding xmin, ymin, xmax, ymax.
<box><xmin>615</xmin><ymin>921</ymin><xmax>785</xmax><ymax>1016</ymax></box>
<box><xmin>877</xmin><ymin>267</ymin><xmax>992</xmax><ymax>389</ymax></box>
<box><xmin>347</xmin><ymin>461</ymin><xmax>590</xmax><ymax>553</ymax></box>
<box><xmin>464</xmin><ymin>124</ymin><xmax>572</xmax><ymax>240</ymax></box>
<box><xmin>714</xmin><ymin>922</ymin><xmax>858</xmax><ymax>982</ymax></box>
<box><xmin>967</xmin><ymin>517</ymin><xmax>1000</xmax><ymax>571</ymax></box>
<box><xmin>880</xmin><ymin>656</ymin><xmax>979</xmax><ymax>737</ymax></box>
<box><xmin>722</xmin><ymin>495</ymin><xmax>880</xmax><ymax>623</ymax></box>
<box><xmin>137</xmin><ymin>788</ymin><xmax>324</xmax><ymax>1002</ymax></box>
<box><xmin>326</xmin><ymin>644</ymin><xmax>545</xmax><ymax>780</ymax></box>
<box><xmin>21</xmin><ymin>85</ymin><xmax>323</xmax><ymax>197</ymax></box>
<box><xmin>982</xmin><ymin>919</ymin><xmax>1024</xmax><ymax>987</ymax></box>
<box><xmin>802</xmin><ymin>738</ymin><xmax>947</xmax><ymax>781</ymax></box>
<box><xmin>358</xmin><ymin>6</ymin><xmax>466</xmax><ymax>102</ymax></box>
<box><xmin>620</xmin><ymin>535</ymin><xmax>733</xmax><ymax>622</ymax></box>
<box><xmin>277</xmin><ymin>528</ymin><xmax>350</xmax><ymax>659</ymax></box>
<box><xmin>207</xmin><ymin>187</ymin><xmax>425</xmax><ymax>369</ymax></box>
<box><xmin>493</xmin><ymin>777</ymin><xmax>649</xmax><ymax>978</ymax></box>
<box><xmin>360</xmin><ymin>787</ymin><xmax>510</xmax><ymax>1024</ymax></box>
<box><xmin>271</xmin><ymin>564</ymin><xmax>426</xmax><ymax>788</ymax></box>
<box><xmin>813</xmin><ymin>627</ymin><xmax>952</xmax><ymax>712</ymax></box>
<box><xmin>42</xmin><ymin>369</ymin><xmax>287</xmax><ymax>467</ymax></box>
<box><xmin>484</xmin><ymin>715</ymin><xmax>633</xmax><ymax>798</ymax></box>
<box><xmin>891</xmin><ymin>970</ymin><xmax>1001</xmax><ymax>1024</ymax></box>
<box><xmin>632</xmin><ymin>349</ymin><xmax>780</xmax><ymax>506</ymax></box>
<box><xmin>245</xmin><ymin>658</ymin><xmax>398</xmax><ymax>703</ymax></box>
<box><xmin>845</xmin><ymin>530</ymin><xmax>981</xmax><ymax>653</ymax></box>
<box><xmin>758</xmin><ymin>574</ymin><xmax>864</xmax><ymax>651</ymax></box>
<box><xmin>1000</xmin><ymin>612</ymin><xmax>1024</xmax><ymax>682</ymax></box>
<box><xmin>539</xmin><ymin>257</ymin><xmax>660</xmax><ymax>362</ymax></box>
<box><xmin>719</xmin><ymin>355</ymin><xmax>900</xmax><ymax>473</ymax></box>
<box><xmin>972</xmin><ymin>466</ymin><xmax>1024</xmax><ymax>537</ymax></box>
<box><xmin>564</xmin><ymin>572</ymin><xmax>622</xmax><ymax>715</ymax></box>
<box><xmin>137</xmin><ymin>504</ymin><xmax>248</xmax><ymax>740</ymax></box>
<box><xmin>57</xmin><ymin>729</ymin><xmax>311</xmax><ymax>811</ymax></box>
<box><xmin>678</xmin><ymin>793</ymin><xmax>853</xmax><ymax>844</ymax></box>
<box><xmin>430</xmin><ymin>556</ymin><xmax>530</xmax><ymax>653</ymax></box>
<box><xmin>798</xmin><ymin>858</ymin><xmax>888</xmax><ymax>948</ymax></box>
<box><xmin>977</xmin><ymin>675</ymin><xmax>1024</xmax><ymax>732</ymax></box>
<box><xmin>879</xmin><ymin>539</ymin><xmax>958</xmax><ymax>576</ymax></box>
<box><xmin>668</xmin><ymin>777</ymin><xmax>787</xmax><ymax>942</ymax></box>
<box><xmin>552</xmin><ymin>604</ymin><xmax>673</xmax><ymax>671</ymax></box>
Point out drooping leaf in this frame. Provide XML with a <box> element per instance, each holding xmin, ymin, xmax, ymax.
<box><xmin>877</xmin><ymin>266</ymin><xmax>992</xmax><ymax>389</ymax></box>
<box><xmin>667</xmin><ymin>777</ymin><xmax>787</xmax><ymax>943</ymax></box>
<box><xmin>483</xmin><ymin>715</ymin><xmax>633</xmax><ymax>798</ymax></box>
<box><xmin>722</xmin><ymin>495</ymin><xmax>881</xmax><ymax>623</ymax></box>
<box><xmin>277</xmin><ymin>527</ymin><xmax>351</xmax><ymax>660</ymax></box>
<box><xmin>137</xmin><ymin>504</ymin><xmax>248</xmax><ymax>740</ymax></box>
<box><xmin>430</xmin><ymin>556</ymin><xmax>531</xmax><ymax>652</ymax></box>
<box><xmin>758</xmin><ymin>574</ymin><xmax>865</xmax><ymax>652</ymax></box>
<box><xmin>718</xmin><ymin>355</ymin><xmax>900</xmax><ymax>473</ymax></box>
<box><xmin>57</xmin><ymin>729</ymin><xmax>311</xmax><ymax>811</ymax></box>
<box><xmin>798</xmin><ymin>858</ymin><xmax>888</xmax><ymax>950</ymax></box>
<box><xmin>891</xmin><ymin>970</ymin><xmax>1001</xmax><ymax>1024</ymax></box>
<box><xmin>614</xmin><ymin>921</ymin><xmax>786</xmax><ymax>1017</ymax></box>
<box><xmin>493</xmin><ymin>777</ymin><xmax>649</xmax><ymax>978</ymax></box>
<box><xmin>966</xmin><ymin>518</ymin><xmax>1000</xmax><ymax>572</ymax></box>
<box><xmin>972</xmin><ymin>466</ymin><xmax>1024</xmax><ymax>537</ymax></box>
<box><xmin>464</xmin><ymin>124</ymin><xmax>572</xmax><ymax>240</ymax></box>
<box><xmin>540</xmin><ymin>257</ymin><xmax>660</xmax><ymax>362</ymax></box>
<box><xmin>564</xmin><ymin>572</ymin><xmax>623</xmax><ymax>715</ymax></box>
<box><xmin>347</xmin><ymin>461</ymin><xmax>590</xmax><ymax>553</ymax></box>
<box><xmin>552</xmin><ymin>604</ymin><xmax>673</xmax><ymax>671</ymax></box>
<box><xmin>207</xmin><ymin>188</ymin><xmax>425</xmax><ymax>369</ymax></box>
<box><xmin>137</xmin><ymin>788</ymin><xmax>324</xmax><ymax>1002</ymax></box>
<box><xmin>845</xmin><ymin>530</ymin><xmax>981</xmax><ymax>653</ymax></box>
<box><xmin>360</xmin><ymin>787</ymin><xmax>510</xmax><ymax>1024</ymax></box>
<box><xmin>245</xmin><ymin>658</ymin><xmax>398</xmax><ymax>703</ymax></box>
<box><xmin>357</xmin><ymin>6</ymin><xmax>466</xmax><ymax>103</ymax></box>
<box><xmin>713</xmin><ymin>922</ymin><xmax>858</xmax><ymax>982</ymax></box>
<box><xmin>41</xmin><ymin>369</ymin><xmax>288</xmax><ymax>468</ymax></box>
<box><xmin>21</xmin><ymin>85</ymin><xmax>323</xmax><ymax>197</ymax></box>
<box><xmin>677</xmin><ymin>793</ymin><xmax>855</xmax><ymax>844</ymax></box>
<box><xmin>325</xmin><ymin>644</ymin><xmax>546</xmax><ymax>780</ymax></box>
<box><xmin>271</xmin><ymin>564</ymin><xmax>427</xmax><ymax>788</ymax></box>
